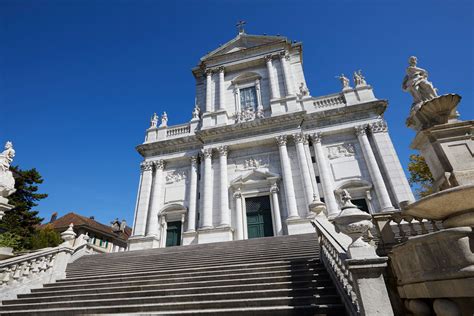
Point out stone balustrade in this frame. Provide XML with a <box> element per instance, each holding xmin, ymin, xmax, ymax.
<box><xmin>312</xmin><ymin>219</ymin><xmax>360</xmax><ymax>315</ymax></box>
<box><xmin>166</xmin><ymin>124</ymin><xmax>191</xmax><ymax>138</ymax></box>
<box><xmin>313</xmin><ymin>93</ymin><xmax>346</xmax><ymax>109</ymax></box>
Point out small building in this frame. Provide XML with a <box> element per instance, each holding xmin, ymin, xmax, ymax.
<box><xmin>42</xmin><ymin>212</ymin><xmax>131</xmax><ymax>252</ymax></box>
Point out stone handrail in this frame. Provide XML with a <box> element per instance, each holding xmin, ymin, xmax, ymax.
<box><xmin>0</xmin><ymin>240</ymin><xmax>97</xmax><ymax>302</ymax></box>
<box><xmin>311</xmin><ymin>219</ymin><xmax>360</xmax><ymax>316</ymax></box>
<box><xmin>313</xmin><ymin>93</ymin><xmax>346</xmax><ymax>109</ymax></box>
<box><xmin>166</xmin><ymin>123</ymin><xmax>191</xmax><ymax>138</ymax></box>
<box><xmin>372</xmin><ymin>211</ymin><xmax>443</xmax><ymax>254</ymax></box>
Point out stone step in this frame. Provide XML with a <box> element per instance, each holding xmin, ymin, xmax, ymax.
<box><xmin>67</xmin><ymin>244</ymin><xmax>319</xmax><ymax>268</ymax></box>
<box><xmin>13</xmin><ymin>282</ymin><xmax>333</xmax><ymax>303</ymax></box>
<box><xmin>0</xmin><ymin>296</ymin><xmax>346</xmax><ymax>315</ymax></box>
<box><xmin>66</xmin><ymin>253</ymin><xmax>319</xmax><ymax>276</ymax></box>
<box><xmin>0</xmin><ymin>289</ymin><xmax>341</xmax><ymax>311</ymax></box>
<box><xmin>57</xmin><ymin>264</ymin><xmax>325</xmax><ymax>286</ymax></box>
<box><xmin>31</xmin><ymin>275</ymin><xmax>334</xmax><ymax>296</ymax></box>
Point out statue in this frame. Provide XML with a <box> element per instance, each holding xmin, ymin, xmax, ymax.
<box><xmin>256</xmin><ymin>105</ymin><xmax>265</xmax><ymax>119</ymax></box>
<box><xmin>192</xmin><ymin>104</ymin><xmax>201</xmax><ymax>119</ymax></box>
<box><xmin>402</xmin><ymin>56</ymin><xmax>438</xmax><ymax>105</ymax></box>
<box><xmin>150</xmin><ymin>113</ymin><xmax>158</xmax><ymax>128</ymax></box>
<box><xmin>297</xmin><ymin>82</ymin><xmax>309</xmax><ymax>98</ymax></box>
<box><xmin>160</xmin><ymin>112</ymin><xmax>168</xmax><ymax>127</ymax></box>
<box><xmin>0</xmin><ymin>141</ymin><xmax>15</xmax><ymax>172</ymax></box>
<box><xmin>336</xmin><ymin>74</ymin><xmax>350</xmax><ymax>89</ymax></box>
<box><xmin>353</xmin><ymin>70</ymin><xmax>367</xmax><ymax>86</ymax></box>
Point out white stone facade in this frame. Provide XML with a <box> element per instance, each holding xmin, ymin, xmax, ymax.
<box><xmin>128</xmin><ymin>32</ymin><xmax>414</xmax><ymax>250</ymax></box>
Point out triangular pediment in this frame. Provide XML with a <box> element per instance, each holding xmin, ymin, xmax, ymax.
<box><xmin>201</xmin><ymin>33</ymin><xmax>287</xmax><ymax>61</ymax></box>
<box><xmin>231</xmin><ymin>168</ymin><xmax>280</xmax><ymax>185</ymax></box>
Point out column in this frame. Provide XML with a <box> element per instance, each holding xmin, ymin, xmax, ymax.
<box><xmin>270</xmin><ymin>184</ymin><xmax>283</xmax><ymax>236</ymax></box>
<box><xmin>146</xmin><ymin>160</ymin><xmax>165</xmax><ymax>237</ymax></box>
<box><xmin>275</xmin><ymin>135</ymin><xmax>299</xmax><ymax>219</ymax></box>
<box><xmin>355</xmin><ymin>125</ymin><xmax>394</xmax><ymax>212</ymax></box>
<box><xmin>132</xmin><ymin>161</ymin><xmax>153</xmax><ymax>236</ymax></box>
<box><xmin>201</xmin><ymin>148</ymin><xmax>213</xmax><ymax>228</ymax></box>
<box><xmin>310</xmin><ymin>133</ymin><xmax>339</xmax><ymax>217</ymax></box>
<box><xmin>265</xmin><ymin>55</ymin><xmax>277</xmax><ymax>99</ymax></box>
<box><xmin>205</xmin><ymin>69</ymin><xmax>212</xmax><ymax>112</ymax></box>
<box><xmin>280</xmin><ymin>51</ymin><xmax>295</xmax><ymax>96</ymax></box>
<box><xmin>304</xmin><ymin>141</ymin><xmax>319</xmax><ymax>198</ymax></box>
<box><xmin>218</xmin><ymin>67</ymin><xmax>225</xmax><ymax>110</ymax></box>
<box><xmin>218</xmin><ymin>146</ymin><xmax>230</xmax><ymax>227</ymax></box>
<box><xmin>368</xmin><ymin>120</ymin><xmax>415</xmax><ymax>204</ymax></box>
<box><xmin>234</xmin><ymin>189</ymin><xmax>244</xmax><ymax>240</ymax></box>
<box><xmin>293</xmin><ymin>133</ymin><xmax>316</xmax><ymax>208</ymax></box>
<box><xmin>186</xmin><ymin>156</ymin><xmax>198</xmax><ymax>232</ymax></box>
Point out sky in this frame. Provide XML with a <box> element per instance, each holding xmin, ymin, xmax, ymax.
<box><xmin>1</xmin><ymin>0</ymin><xmax>473</xmax><ymax>226</ymax></box>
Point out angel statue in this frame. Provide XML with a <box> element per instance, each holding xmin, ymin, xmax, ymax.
<box><xmin>402</xmin><ymin>56</ymin><xmax>438</xmax><ymax>104</ymax></box>
<box><xmin>0</xmin><ymin>141</ymin><xmax>15</xmax><ymax>172</ymax></box>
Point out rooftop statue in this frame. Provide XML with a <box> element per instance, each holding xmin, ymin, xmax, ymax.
<box><xmin>402</xmin><ymin>56</ymin><xmax>438</xmax><ymax>105</ymax></box>
<box><xmin>336</xmin><ymin>74</ymin><xmax>350</xmax><ymax>90</ymax></box>
<box><xmin>353</xmin><ymin>70</ymin><xmax>367</xmax><ymax>86</ymax></box>
<box><xmin>0</xmin><ymin>141</ymin><xmax>16</xmax><ymax>203</ymax></box>
<box><xmin>150</xmin><ymin>113</ymin><xmax>158</xmax><ymax>128</ymax></box>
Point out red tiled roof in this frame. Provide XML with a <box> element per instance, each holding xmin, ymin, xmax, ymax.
<box><xmin>39</xmin><ymin>212</ymin><xmax>131</xmax><ymax>242</ymax></box>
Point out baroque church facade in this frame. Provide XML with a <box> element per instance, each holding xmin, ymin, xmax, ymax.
<box><xmin>128</xmin><ymin>30</ymin><xmax>414</xmax><ymax>250</ymax></box>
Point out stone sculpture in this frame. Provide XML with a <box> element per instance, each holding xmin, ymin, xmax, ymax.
<box><xmin>150</xmin><ymin>113</ymin><xmax>158</xmax><ymax>128</ymax></box>
<box><xmin>402</xmin><ymin>56</ymin><xmax>438</xmax><ymax>105</ymax></box>
<box><xmin>0</xmin><ymin>141</ymin><xmax>16</xmax><ymax>203</ymax></box>
<box><xmin>160</xmin><ymin>112</ymin><xmax>168</xmax><ymax>127</ymax></box>
<box><xmin>353</xmin><ymin>70</ymin><xmax>367</xmax><ymax>86</ymax></box>
<box><xmin>192</xmin><ymin>104</ymin><xmax>200</xmax><ymax>119</ymax></box>
<box><xmin>336</xmin><ymin>74</ymin><xmax>350</xmax><ymax>89</ymax></box>
<box><xmin>298</xmin><ymin>82</ymin><xmax>309</xmax><ymax>98</ymax></box>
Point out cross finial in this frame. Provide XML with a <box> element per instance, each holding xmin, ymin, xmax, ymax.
<box><xmin>236</xmin><ymin>20</ymin><xmax>246</xmax><ymax>34</ymax></box>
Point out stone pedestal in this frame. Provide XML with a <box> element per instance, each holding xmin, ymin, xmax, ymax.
<box><xmin>286</xmin><ymin>218</ymin><xmax>315</xmax><ymax>235</ymax></box>
<box><xmin>198</xmin><ymin>226</ymin><xmax>233</xmax><ymax>244</ymax></box>
<box><xmin>0</xmin><ymin>201</ymin><xmax>13</xmax><ymax>221</ymax></box>
<box><xmin>182</xmin><ymin>231</ymin><xmax>198</xmax><ymax>246</ymax></box>
<box><xmin>128</xmin><ymin>235</ymin><xmax>160</xmax><ymax>251</ymax></box>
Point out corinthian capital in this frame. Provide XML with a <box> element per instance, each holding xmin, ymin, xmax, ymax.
<box><xmin>205</xmin><ymin>68</ymin><xmax>213</xmax><ymax>76</ymax></box>
<box><xmin>369</xmin><ymin>120</ymin><xmax>388</xmax><ymax>133</ymax></box>
<box><xmin>217</xmin><ymin>145</ymin><xmax>228</xmax><ymax>157</ymax></box>
<box><xmin>190</xmin><ymin>155</ymin><xmax>199</xmax><ymax>166</ymax></box>
<box><xmin>279</xmin><ymin>51</ymin><xmax>290</xmax><ymax>61</ymax></box>
<box><xmin>218</xmin><ymin>66</ymin><xmax>225</xmax><ymax>73</ymax></box>
<box><xmin>354</xmin><ymin>125</ymin><xmax>368</xmax><ymax>136</ymax></box>
<box><xmin>293</xmin><ymin>132</ymin><xmax>308</xmax><ymax>144</ymax></box>
<box><xmin>265</xmin><ymin>54</ymin><xmax>273</xmax><ymax>62</ymax></box>
<box><xmin>270</xmin><ymin>183</ymin><xmax>279</xmax><ymax>194</ymax></box>
<box><xmin>309</xmin><ymin>132</ymin><xmax>323</xmax><ymax>144</ymax></box>
<box><xmin>275</xmin><ymin>135</ymin><xmax>287</xmax><ymax>146</ymax></box>
<box><xmin>153</xmin><ymin>159</ymin><xmax>166</xmax><ymax>170</ymax></box>
<box><xmin>140</xmin><ymin>161</ymin><xmax>153</xmax><ymax>172</ymax></box>
<box><xmin>201</xmin><ymin>148</ymin><xmax>213</xmax><ymax>159</ymax></box>
<box><xmin>233</xmin><ymin>189</ymin><xmax>242</xmax><ymax>199</ymax></box>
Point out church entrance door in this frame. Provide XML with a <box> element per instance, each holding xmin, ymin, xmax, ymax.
<box><xmin>246</xmin><ymin>196</ymin><xmax>274</xmax><ymax>239</ymax></box>
<box><xmin>165</xmin><ymin>221</ymin><xmax>182</xmax><ymax>247</ymax></box>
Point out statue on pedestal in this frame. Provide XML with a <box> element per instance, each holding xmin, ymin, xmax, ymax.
<box><xmin>402</xmin><ymin>56</ymin><xmax>438</xmax><ymax>105</ymax></box>
<box><xmin>0</xmin><ymin>141</ymin><xmax>16</xmax><ymax>206</ymax></box>
<box><xmin>336</xmin><ymin>74</ymin><xmax>350</xmax><ymax>90</ymax></box>
<box><xmin>150</xmin><ymin>113</ymin><xmax>158</xmax><ymax>128</ymax></box>
<box><xmin>160</xmin><ymin>112</ymin><xmax>168</xmax><ymax>127</ymax></box>
<box><xmin>353</xmin><ymin>70</ymin><xmax>367</xmax><ymax>86</ymax></box>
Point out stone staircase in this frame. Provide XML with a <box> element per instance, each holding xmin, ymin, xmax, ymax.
<box><xmin>0</xmin><ymin>233</ymin><xmax>347</xmax><ymax>315</ymax></box>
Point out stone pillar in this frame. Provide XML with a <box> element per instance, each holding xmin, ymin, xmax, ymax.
<box><xmin>201</xmin><ymin>148</ymin><xmax>213</xmax><ymax>228</ymax></box>
<box><xmin>146</xmin><ymin>160</ymin><xmax>165</xmax><ymax>237</ymax></box>
<box><xmin>205</xmin><ymin>69</ymin><xmax>212</xmax><ymax>112</ymax></box>
<box><xmin>355</xmin><ymin>125</ymin><xmax>394</xmax><ymax>212</ymax></box>
<box><xmin>275</xmin><ymin>135</ymin><xmax>299</xmax><ymax>219</ymax></box>
<box><xmin>310</xmin><ymin>133</ymin><xmax>339</xmax><ymax>217</ymax></box>
<box><xmin>265</xmin><ymin>55</ymin><xmax>277</xmax><ymax>99</ymax></box>
<box><xmin>294</xmin><ymin>133</ymin><xmax>316</xmax><ymax>211</ymax></box>
<box><xmin>132</xmin><ymin>161</ymin><xmax>153</xmax><ymax>236</ymax></box>
<box><xmin>304</xmin><ymin>141</ymin><xmax>319</xmax><ymax>198</ymax></box>
<box><xmin>186</xmin><ymin>156</ymin><xmax>198</xmax><ymax>232</ymax></box>
<box><xmin>218</xmin><ymin>146</ymin><xmax>230</xmax><ymax>227</ymax></box>
<box><xmin>218</xmin><ymin>67</ymin><xmax>225</xmax><ymax>110</ymax></box>
<box><xmin>280</xmin><ymin>51</ymin><xmax>295</xmax><ymax>96</ymax></box>
<box><xmin>234</xmin><ymin>189</ymin><xmax>244</xmax><ymax>240</ymax></box>
<box><xmin>270</xmin><ymin>184</ymin><xmax>283</xmax><ymax>236</ymax></box>
<box><xmin>368</xmin><ymin>120</ymin><xmax>415</xmax><ymax>204</ymax></box>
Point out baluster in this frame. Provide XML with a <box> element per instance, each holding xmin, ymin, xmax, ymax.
<box><xmin>38</xmin><ymin>257</ymin><xmax>47</xmax><ymax>273</ymax></box>
<box><xmin>405</xmin><ymin>215</ymin><xmax>417</xmax><ymax>237</ymax></box>
<box><xmin>21</xmin><ymin>261</ymin><xmax>31</xmax><ymax>280</ymax></box>
<box><xmin>47</xmin><ymin>254</ymin><xmax>56</xmax><ymax>270</ymax></box>
<box><xmin>1</xmin><ymin>267</ymin><xmax>12</xmax><ymax>286</ymax></box>
<box><xmin>30</xmin><ymin>258</ymin><xmax>39</xmax><ymax>275</ymax></box>
<box><xmin>415</xmin><ymin>217</ymin><xmax>428</xmax><ymax>234</ymax></box>
<box><xmin>12</xmin><ymin>264</ymin><xmax>22</xmax><ymax>282</ymax></box>
<box><xmin>392</xmin><ymin>214</ymin><xmax>406</xmax><ymax>241</ymax></box>
<box><xmin>431</xmin><ymin>220</ymin><xmax>440</xmax><ymax>231</ymax></box>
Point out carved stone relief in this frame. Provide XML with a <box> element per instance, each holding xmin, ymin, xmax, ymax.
<box><xmin>327</xmin><ymin>143</ymin><xmax>355</xmax><ymax>160</ymax></box>
<box><xmin>166</xmin><ymin>170</ymin><xmax>188</xmax><ymax>184</ymax></box>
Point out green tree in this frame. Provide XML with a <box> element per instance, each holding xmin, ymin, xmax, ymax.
<box><xmin>408</xmin><ymin>154</ymin><xmax>434</xmax><ymax>198</ymax></box>
<box><xmin>0</xmin><ymin>232</ymin><xmax>22</xmax><ymax>251</ymax></box>
<box><xmin>0</xmin><ymin>166</ymin><xmax>47</xmax><ymax>249</ymax></box>
<box><xmin>29</xmin><ymin>225</ymin><xmax>62</xmax><ymax>250</ymax></box>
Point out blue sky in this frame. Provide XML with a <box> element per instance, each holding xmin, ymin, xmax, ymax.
<box><xmin>1</xmin><ymin>0</ymin><xmax>472</xmax><ymax>226</ymax></box>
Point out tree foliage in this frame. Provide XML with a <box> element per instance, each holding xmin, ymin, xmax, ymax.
<box><xmin>0</xmin><ymin>232</ymin><xmax>22</xmax><ymax>250</ymax></box>
<box><xmin>408</xmin><ymin>154</ymin><xmax>434</xmax><ymax>198</ymax></box>
<box><xmin>29</xmin><ymin>225</ymin><xmax>62</xmax><ymax>250</ymax></box>
<box><xmin>0</xmin><ymin>166</ymin><xmax>47</xmax><ymax>249</ymax></box>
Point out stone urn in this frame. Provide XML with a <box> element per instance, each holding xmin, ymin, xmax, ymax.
<box><xmin>308</xmin><ymin>194</ymin><xmax>326</xmax><ymax>217</ymax></box>
<box><xmin>60</xmin><ymin>223</ymin><xmax>77</xmax><ymax>246</ymax></box>
<box><xmin>333</xmin><ymin>190</ymin><xmax>376</xmax><ymax>258</ymax></box>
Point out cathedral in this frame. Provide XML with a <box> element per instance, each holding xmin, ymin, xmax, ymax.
<box><xmin>128</xmin><ymin>29</ymin><xmax>414</xmax><ymax>250</ymax></box>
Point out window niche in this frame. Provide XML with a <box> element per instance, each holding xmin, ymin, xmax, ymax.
<box><xmin>232</xmin><ymin>72</ymin><xmax>264</xmax><ymax>122</ymax></box>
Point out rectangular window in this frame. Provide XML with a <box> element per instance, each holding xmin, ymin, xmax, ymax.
<box><xmin>316</xmin><ymin>176</ymin><xmax>321</xmax><ymax>183</ymax></box>
<box><xmin>240</xmin><ymin>87</ymin><xmax>257</xmax><ymax>109</ymax></box>
<box><xmin>352</xmin><ymin>199</ymin><xmax>370</xmax><ymax>213</ymax></box>
<box><xmin>311</xmin><ymin>156</ymin><xmax>316</xmax><ymax>163</ymax></box>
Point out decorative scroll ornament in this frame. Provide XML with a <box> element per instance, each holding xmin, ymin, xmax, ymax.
<box><xmin>153</xmin><ymin>159</ymin><xmax>165</xmax><ymax>170</ymax></box>
<box><xmin>166</xmin><ymin>170</ymin><xmax>187</xmax><ymax>184</ymax></box>
<box><xmin>354</xmin><ymin>125</ymin><xmax>367</xmax><ymax>136</ymax></box>
<box><xmin>327</xmin><ymin>143</ymin><xmax>356</xmax><ymax>160</ymax></box>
